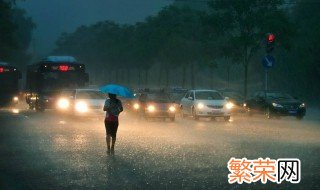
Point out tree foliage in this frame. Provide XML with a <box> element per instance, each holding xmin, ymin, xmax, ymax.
<box><xmin>0</xmin><ymin>0</ymin><xmax>35</xmax><ymax>67</ymax></box>
<box><xmin>54</xmin><ymin>1</ymin><xmax>319</xmax><ymax>102</ymax></box>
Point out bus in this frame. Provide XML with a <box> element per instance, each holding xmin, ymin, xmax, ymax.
<box><xmin>0</xmin><ymin>62</ymin><xmax>22</xmax><ymax>107</ymax></box>
<box><xmin>26</xmin><ymin>56</ymin><xmax>89</xmax><ymax>111</ymax></box>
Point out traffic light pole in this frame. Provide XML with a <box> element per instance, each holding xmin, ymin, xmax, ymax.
<box><xmin>265</xmin><ymin>69</ymin><xmax>268</xmax><ymax>99</ymax></box>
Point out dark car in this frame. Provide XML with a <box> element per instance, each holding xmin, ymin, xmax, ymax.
<box><xmin>244</xmin><ymin>91</ymin><xmax>306</xmax><ymax>119</ymax></box>
<box><xmin>135</xmin><ymin>92</ymin><xmax>176</xmax><ymax>121</ymax></box>
<box><xmin>219</xmin><ymin>89</ymin><xmax>245</xmax><ymax>113</ymax></box>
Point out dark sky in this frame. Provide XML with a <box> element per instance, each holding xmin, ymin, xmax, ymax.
<box><xmin>18</xmin><ymin>0</ymin><xmax>172</xmax><ymax>58</ymax></box>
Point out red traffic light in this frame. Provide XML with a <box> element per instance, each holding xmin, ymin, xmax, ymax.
<box><xmin>267</xmin><ymin>33</ymin><xmax>275</xmax><ymax>43</ymax></box>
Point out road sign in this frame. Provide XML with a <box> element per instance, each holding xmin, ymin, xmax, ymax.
<box><xmin>262</xmin><ymin>55</ymin><xmax>275</xmax><ymax>69</ymax></box>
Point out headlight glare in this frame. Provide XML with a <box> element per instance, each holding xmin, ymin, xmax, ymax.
<box><xmin>75</xmin><ymin>101</ymin><xmax>88</xmax><ymax>113</ymax></box>
<box><xmin>226</xmin><ymin>102</ymin><xmax>234</xmax><ymax>110</ymax></box>
<box><xmin>299</xmin><ymin>103</ymin><xmax>305</xmax><ymax>108</ymax></box>
<box><xmin>57</xmin><ymin>98</ymin><xmax>70</xmax><ymax>110</ymax></box>
<box><xmin>147</xmin><ymin>105</ymin><xmax>155</xmax><ymax>112</ymax></box>
<box><xmin>13</xmin><ymin>96</ymin><xmax>19</xmax><ymax>102</ymax></box>
<box><xmin>133</xmin><ymin>103</ymin><xmax>140</xmax><ymax>110</ymax></box>
<box><xmin>169</xmin><ymin>106</ymin><xmax>176</xmax><ymax>112</ymax></box>
<box><xmin>197</xmin><ymin>103</ymin><xmax>204</xmax><ymax>109</ymax></box>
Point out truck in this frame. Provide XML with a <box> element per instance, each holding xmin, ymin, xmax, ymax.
<box><xmin>25</xmin><ymin>56</ymin><xmax>89</xmax><ymax>111</ymax></box>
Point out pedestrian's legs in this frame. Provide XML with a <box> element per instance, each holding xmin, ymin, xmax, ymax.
<box><xmin>111</xmin><ymin>136</ymin><xmax>116</xmax><ymax>154</ymax></box>
<box><xmin>106</xmin><ymin>135</ymin><xmax>111</xmax><ymax>154</ymax></box>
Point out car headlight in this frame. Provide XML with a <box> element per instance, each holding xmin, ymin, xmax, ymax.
<box><xmin>243</xmin><ymin>103</ymin><xmax>247</xmax><ymax>107</ymax></box>
<box><xmin>147</xmin><ymin>105</ymin><xmax>155</xmax><ymax>112</ymax></box>
<box><xmin>272</xmin><ymin>102</ymin><xmax>283</xmax><ymax>108</ymax></box>
<box><xmin>57</xmin><ymin>98</ymin><xmax>70</xmax><ymax>110</ymax></box>
<box><xmin>299</xmin><ymin>103</ymin><xmax>305</xmax><ymax>108</ymax></box>
<box><xmin>225</xmin><ymin>102</ymin><xmax>234</xmax><ymax>110</ymax></box>
<box><xmin>133</xmin><ymin>103</ymin><xmax>140</xmax><ymax>110</ymax></box>
<box><xmin>197</xmin><ymin>103</ymin><xmax>204</xmax><ymax>109</ymax></box>
<box><xmin>13</xmin><ymin>96</ymin><xmax>19</xmax><ymax>102</ymax></box>
<box><xmin>75</xmin><ymin>101</ymin><xmax>88</xmax><ymax>113</ymax></box>
<box><xmin>169</xmin><ymin>106</ymin><xmax>176</xmax><ymax>112</ymax></box>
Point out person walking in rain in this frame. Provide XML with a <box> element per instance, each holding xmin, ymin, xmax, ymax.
<box><xmin>103</xmin><ymin>93</ymin><xmax>123</xmax><ymax>155</ymax></box>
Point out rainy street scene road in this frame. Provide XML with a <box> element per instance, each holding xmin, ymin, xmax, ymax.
<box><xmin>1</xmin><ymin>105</ymin><xmax>319</xmax><ymax>189</ymax></box>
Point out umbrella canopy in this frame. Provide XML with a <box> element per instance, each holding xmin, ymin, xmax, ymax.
<box><xmin>99</xmin><ymin>84</ymin><xmax>134</xmax><ymax>98</ymax></box>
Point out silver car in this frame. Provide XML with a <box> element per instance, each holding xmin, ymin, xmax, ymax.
<box><xmin>180</xmin><ymin>90</ymin><xmax>233</xmax><ymax>121</ymax></box>
<box><xmin>57</xmin><ymin>89</ymin><xmax>106</xmax><ymax>117</ymax></box>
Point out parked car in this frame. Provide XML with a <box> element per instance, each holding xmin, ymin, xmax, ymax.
<box><xmin>56</xmin><ymin>89</ymin><xmax>105</xmax><ymax>117</ymax></box>
<box><xmin>180</xmin><ymin>90</ymin><xmax>232</xmax><ymax>121</ymax></box>
<box><xmin>218</xmin><ymin>89</ymin><xmax>245</xmax><ymax>112</ymax></box>
<box><xmin>244</xmin><ymin>91</ymin><xmax>306</xmax><ymax>119</ymax></box>
<box><xmin>133</xmin><ymin>92</ymin><xmax>176</xmax><ymax>121</ymax></box>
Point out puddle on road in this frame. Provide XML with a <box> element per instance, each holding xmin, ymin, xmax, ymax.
<box><xmin>58</xmin><ymin>120</ymin><xmax>67</xmax><ymax>125</ymax></box>
<box><xmin>11</xmin><ymin>109</ymin><xmax>20</xmax><ymax>114</ymax></box>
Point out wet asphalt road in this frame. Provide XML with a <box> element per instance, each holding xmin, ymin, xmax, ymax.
<box><xmin>0</xmin><ymin>107</ymin><xmax>320</xmax><ymax>190</ymax></box>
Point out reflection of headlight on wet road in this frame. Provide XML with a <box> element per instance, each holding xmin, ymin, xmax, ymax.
<box><xmin>226</xmin><ymin>102</ymin><xmax>234</xmax><ymax>110</ymax></box>
<box><xmin>12</xmin><ymin>109</ymin><xmax>19</xmax><ymax>114</ymax></box>
<box><xmin>197</xmin><ymin>103</ymin><xmax>204</xmax><ymax>109</ymax></box>
<box><xmin>169</xmin><ymin>106</ymin><xmax>176</xmax><ymax>112</ymax></box>
<box><xmin>133</xmin><ymin>103</ymin><xmax>140</xmax><ymax>110</ymax></box>
<box><xmin>147</xmin><ymin>105</ymin><xmax>155</xmax><ymax>112</ymax></box>
<box><xmin>57</xmin><ymin>98</ymin><xmax>70</xmax><ymax>110</ymax></box>
<box><xmin>75</xmin><ymin>101</ymin><xmax>88</xmax><ymax>113</ymax></box>
<box><xmin>13</xmin><ymin>96</ymin><xmax>19</xmax><ymax>102</ymax></box>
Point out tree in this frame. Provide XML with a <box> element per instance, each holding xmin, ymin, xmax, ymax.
<box><xmin>206</xmin><ymin>0</ymin><xmax>293</xmax><ymax>98</ymax></box>
<box><xmin>0</xmin><ymin>0</ymin><xmax>35</xmax><ymax>67</ymax></box>
<box><xmin>0</xmin><ymin>0</ymin><xmax>16</xmax><ymax>60</ymax></box>
<box><xmin>288</xmin><ymin>0</ymin><xmax>320</xmax><ymax>101</ymax></box>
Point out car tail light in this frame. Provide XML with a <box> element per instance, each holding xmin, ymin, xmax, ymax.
<box><xmin>0</xmin><ymin>67</ymin><xmax>3</xmax><ymax>73</ymax></box>
<box><xmin>59</xmin><ymin>65</ymin><xmax>69</xmax><ymax>72</ymax></box>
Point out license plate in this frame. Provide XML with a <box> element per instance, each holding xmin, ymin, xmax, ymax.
<box><xmin>211</xmin><ymin>109</ymin><xmax>222</xmax><ymax>114</ymax></box>
<box><xmin>289</xmin><ymin>110</ymin><xmax>297</xmax><ymax>114</ymax></box>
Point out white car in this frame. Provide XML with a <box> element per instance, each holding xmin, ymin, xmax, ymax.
<box><xmin>56</xmin><ymin>89</ymin><xmax>106</xmax><ymax>117</ymax></box>
<box><xmin>180</xmin><ymin>90</ymin><xmax>233</xmax><ymax>121</ymax></box>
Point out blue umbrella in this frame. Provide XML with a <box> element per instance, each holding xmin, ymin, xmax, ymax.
<box><xmin>99</xmin><ymin>84</ymin><xmax>134</xmax><ymax>98</ymax></box>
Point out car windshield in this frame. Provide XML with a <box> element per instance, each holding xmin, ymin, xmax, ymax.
<box><xmin>145</xmin><ymin>93</ymin><xmax>171</xmax><ymax>103</ymax></box>
<box><xmin>195</xmin><ymin>91</ymin><xmax>223</xmax><ymax>100</ymax></box>
<box><xmin>76</xmin><ymin>91</ymin><xmax>105</xmax><ymax>99</ymax></box>
<box><xmin>266</xmin><ymin>92</ymin><xmax>294</xmax><ymax>100</ymax></box>
<box><xmin>41</xmin><ymin>72</ymin><xmax>85</xmax><ymax>91</ymax></box>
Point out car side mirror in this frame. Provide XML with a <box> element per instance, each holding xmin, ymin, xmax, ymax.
<box><xmin>188</xmin><ymin>97</ymin><xmax>193</xmax><ymax>101</ymax></box>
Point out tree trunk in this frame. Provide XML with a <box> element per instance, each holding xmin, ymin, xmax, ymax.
<box><xmin>244</xmin><ymin>63</ymin><xmax>248</xmax><ymax>99</ymax></box>
<box><xmin>166</xmin><ymin>68</ymin><xmax>170</xmax><ymax>87</ymax></box>
<box><xmin>115</xmin><ymin>69</ymin><xmax>119</xmax><ymax>84</ymax></box>
<box><xmin>211</xmin><ymin>67</ymin><xmax>214</xmax><ymax>89</ymax></box>
<box><xmin>145</xmin><ymin>69</ymin><xmax>148</xmax><ymax>87</ymax></box>
<box><xmin>126</xmin><ymin>68</ymin><xmax>130</xmax><ymax>86</ymax></box>
<box><xmin>138</xmin><ymin>69</ymin><xmax>141</xmax><ymax>87</ymax></box>
<box><xmin>182</xmin><ymin>66</ymin><xmax>186</xmax><ymax>88</ymax></box>
<box><xmin>227</xmin><ymin>65</ymin><xmax>230</xmax><ymax>88</ymax></box>
<box><xmin>158</xmin><ymin>65</ymin><xmax>163</xmax><ymax>86</ymax></box>
<box><xmin>191</xmin><ymin>63</ymin><xmax>195</xmax><ymax>89</ymax></box>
